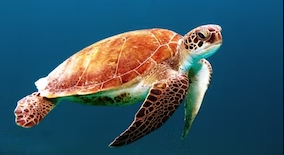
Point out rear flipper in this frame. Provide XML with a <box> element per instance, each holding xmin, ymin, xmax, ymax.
<box><xmin>14</xmin><ymin>92</ymin><xmax>57</xmax><ymax>128</ymax></box>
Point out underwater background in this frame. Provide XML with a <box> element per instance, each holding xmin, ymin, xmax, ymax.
<box><xmin>0</xmin><ymin>0</ymin><xmax>282</xmax><ymax>155</ymax></box>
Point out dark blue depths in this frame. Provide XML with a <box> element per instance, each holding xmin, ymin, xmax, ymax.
<box><xmin>0</xmin><ymin>0</ymin><xmax>282</xmax><ymax>155</ymax></box>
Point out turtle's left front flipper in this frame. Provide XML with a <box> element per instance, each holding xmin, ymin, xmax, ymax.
<box><xmin>109</xmin><ymin>74</ymin><xmax>189</xmax><ymax>147</ymax></box>
<box><xmin>181</xmin><ymin>59</ymin><xmax>213</xmax><ymax>139</ymax></box>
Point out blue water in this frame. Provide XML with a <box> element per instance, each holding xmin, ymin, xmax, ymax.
<box><xmin>0</xmin><ymin>0</ymin><xmax>282</xmax><ymax>155</ymax></box>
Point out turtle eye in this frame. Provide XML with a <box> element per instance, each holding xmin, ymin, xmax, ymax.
<box><xmin>196</xmin><ymin>28</ymin><xmax>210</xmax><ymax>40</ymax></box>
<box><xmin>197</xmin><ymin>32</ymin><xmax>205</xmax><ymax>39</ymax></box>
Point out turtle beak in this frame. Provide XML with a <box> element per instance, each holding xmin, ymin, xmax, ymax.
<box><xmin>205</xmin><ymin>24</ymin><xmax>222</xmax><ymax>44</ymax></box>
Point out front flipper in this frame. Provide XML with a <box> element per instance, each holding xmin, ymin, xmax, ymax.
<box><xmin>181</xmin><ymin>59</ymin><xmax>213</xmax><ymax>139</ymax></box>
<box><xmin>109</xmin><ymin>74</ymin><xmax>189</xmax><ymax>147</ymax></box>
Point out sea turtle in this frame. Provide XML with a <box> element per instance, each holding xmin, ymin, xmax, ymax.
<box><xmin>14</xmin><ymin>24</ymin><xmax>222</xmax><ymax>147</ymax></box>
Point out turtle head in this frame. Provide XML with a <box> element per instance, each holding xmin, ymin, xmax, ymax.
<box><xmin>178</xmin><ymin>24</ymin><xmax>222</xmax><ymax>72</ymax></box>
<box><xmin>182</xmin><ymin>24</ymin><xmax>222</xmax><ymax>59</ymax></box>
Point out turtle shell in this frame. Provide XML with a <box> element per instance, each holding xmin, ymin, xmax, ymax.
<box><xmin>36</xmin><ymin>29</ymin><xmax>182</xmax><ymax>98</ymax></box>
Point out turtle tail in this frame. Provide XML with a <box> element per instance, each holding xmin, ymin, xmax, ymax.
<box><xmin>14</xmin><ymin>92</ymin><xmax>58</xmax><ymax>128</ymax></box>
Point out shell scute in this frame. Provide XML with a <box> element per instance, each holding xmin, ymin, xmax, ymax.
<box><xmin>152</xmin><ymin>45</ymin><xmax>173</xmax><ymax>63</ymax></box>
<box><xmin>136</xmin><ymin>60</ymin><xmax>155</xmax><ymax>74</ymax></box>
